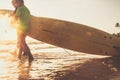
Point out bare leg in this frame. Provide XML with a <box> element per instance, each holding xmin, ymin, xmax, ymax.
<box><xmin>17</xmin><ymin>33</ymin><xmax>24</xmax><ymax>59</ymax></box>
<box><xmin>17</xmin><ymin>36</ymin><xmax>24</xmax><ymax>59</ymax></box>
<box><xmin>21</xmin><ymin>35</ymin><xmax>34</xmax><ymax>61</ymax></box>
<box><xmin>17</xmin><ymin>46</ymin><xmax>23</xmax><ymax>59</ymax></box>
<box><xmin>17</xmin><ymin>32</ymin><xmax>34</xmax><ymax>61</ymax></box>
<box><xmin>23</xmin><ymin>43</ymin><xmax>34</xmax><ymax>60</ymax></box>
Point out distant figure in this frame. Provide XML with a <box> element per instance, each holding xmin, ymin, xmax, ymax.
<box><xmin>115</xmin><ymin>23</ymin><xmax>120</xmax><ymax>27</ymax></box>
<box><xmin>11</xmin><ymin>0</ymin><xmax>33</xmax><ymax>61</ymax></box>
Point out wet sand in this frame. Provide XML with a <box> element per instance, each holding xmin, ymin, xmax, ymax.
<box><xmin>0</xmin><ymin>40</ymin><xmax>120</xmax><ymax>80</ymax></box>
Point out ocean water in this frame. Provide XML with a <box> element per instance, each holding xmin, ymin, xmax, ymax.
<box><xmin>0</xmin><ymin>40</ymin><xmax>119</xmax><ymax>80</ymax></box>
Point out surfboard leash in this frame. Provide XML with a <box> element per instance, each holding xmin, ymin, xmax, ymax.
<box><xmin>62</xmin><ymin>48</ymin><xmax>72</xmax><ymax>56</ymax></box>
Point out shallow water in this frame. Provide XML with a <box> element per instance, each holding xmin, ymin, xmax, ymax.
<box><xmin>0</xmin><ymin>40</ymin><xmax>120</xmax><ymax>80</ymax></box>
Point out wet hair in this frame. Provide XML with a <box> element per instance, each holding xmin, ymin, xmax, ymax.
<box><xmin>14</xmin><ymin>0</ymin><xmax>24</xmax><ymax>3</ymax></box>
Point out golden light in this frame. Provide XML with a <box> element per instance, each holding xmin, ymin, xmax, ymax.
<box><xmin>0</xmin><ymin>14</ymin><xmax>17</xmax><ymax>40</ymax></box>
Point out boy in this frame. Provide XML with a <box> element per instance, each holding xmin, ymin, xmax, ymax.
<box><xmin>11</xmin><ymin>0</ymin><xmax>34</xmax><ymax>61</ymax></box>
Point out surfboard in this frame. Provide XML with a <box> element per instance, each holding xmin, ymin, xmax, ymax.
<box><xmin>0</xmin><ymin>9</ymin><xmax>120</xmax><ymax>56</ymax></box>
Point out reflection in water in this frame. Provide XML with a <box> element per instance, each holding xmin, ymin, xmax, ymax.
<box><xmin>1</xmin><ymin>41</ymin><xmax>120</xmax><ymax>80</ymax></box>
<box><xmin>0</xmin><ymin>53</ymin><xmax>18</xmax><ymax>80</ymax></box>
<box><xmin>18</xmin><ymin>56</ymin><xmax>32</xmax><ymax>80</ymax></box>
<box><xmin>0</xmin><ymin>51</ymin><xmax>107</xmax><ymax>80</ymax></box>
<box><xmin>0</xmin><ymin>50</ymin><xmax>33</xmax><ymax>80</ymax></box>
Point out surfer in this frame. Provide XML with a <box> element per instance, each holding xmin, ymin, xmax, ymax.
<box><xmin>11</xmin><ymin>0</ymin><xmax>34</xmax><ymax>61</ymax></box>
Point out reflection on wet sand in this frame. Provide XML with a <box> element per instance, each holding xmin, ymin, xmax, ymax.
<box><xmin>0</xmin><ymin>40</ymin><xmax>120</xmax><ymax>80</ymax></box>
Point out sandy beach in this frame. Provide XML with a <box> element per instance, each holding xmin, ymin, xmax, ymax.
<box><xmin>0</xmin><ymin>39</ymin><xmax>120</xmax><ymax>80</ymax></box>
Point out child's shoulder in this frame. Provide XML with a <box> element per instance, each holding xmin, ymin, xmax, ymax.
<box><xmin>17</xmin><ymin>5</ymin><xmax>27</xmax><ymax>10</ymax></box>
<box><xmin>17</xmin><ymin>5</ymin><xmax>29</xmax><ymax>12</ymax></box>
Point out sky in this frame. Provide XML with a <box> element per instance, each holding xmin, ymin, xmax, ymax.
<box><xmin>0</xmin><ymin>0</ymin><xmax>120</xmax><ymax>40</ymax></box>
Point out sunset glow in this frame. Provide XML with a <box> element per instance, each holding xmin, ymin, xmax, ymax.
<box><xmin>0</xmin><ymin>14</ymin><xmax>16</xmax><ymax>40</ymax></box>
<box><xmin>0</xmin><ymin>0</ymin><xmax>120</xmax><ymax>80</ymax></box>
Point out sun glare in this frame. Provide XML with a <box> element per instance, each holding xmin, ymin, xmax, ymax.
<box><xmin>0</xmin><ymin>14</ymin><xmax>16</xmax><ymax>41</ymax></box>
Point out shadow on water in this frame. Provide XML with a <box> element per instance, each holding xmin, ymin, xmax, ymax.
<box><xmin>52</xmin><ymin>56</ymin><xmax>120</xmax><ymax>80</ymax></box>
